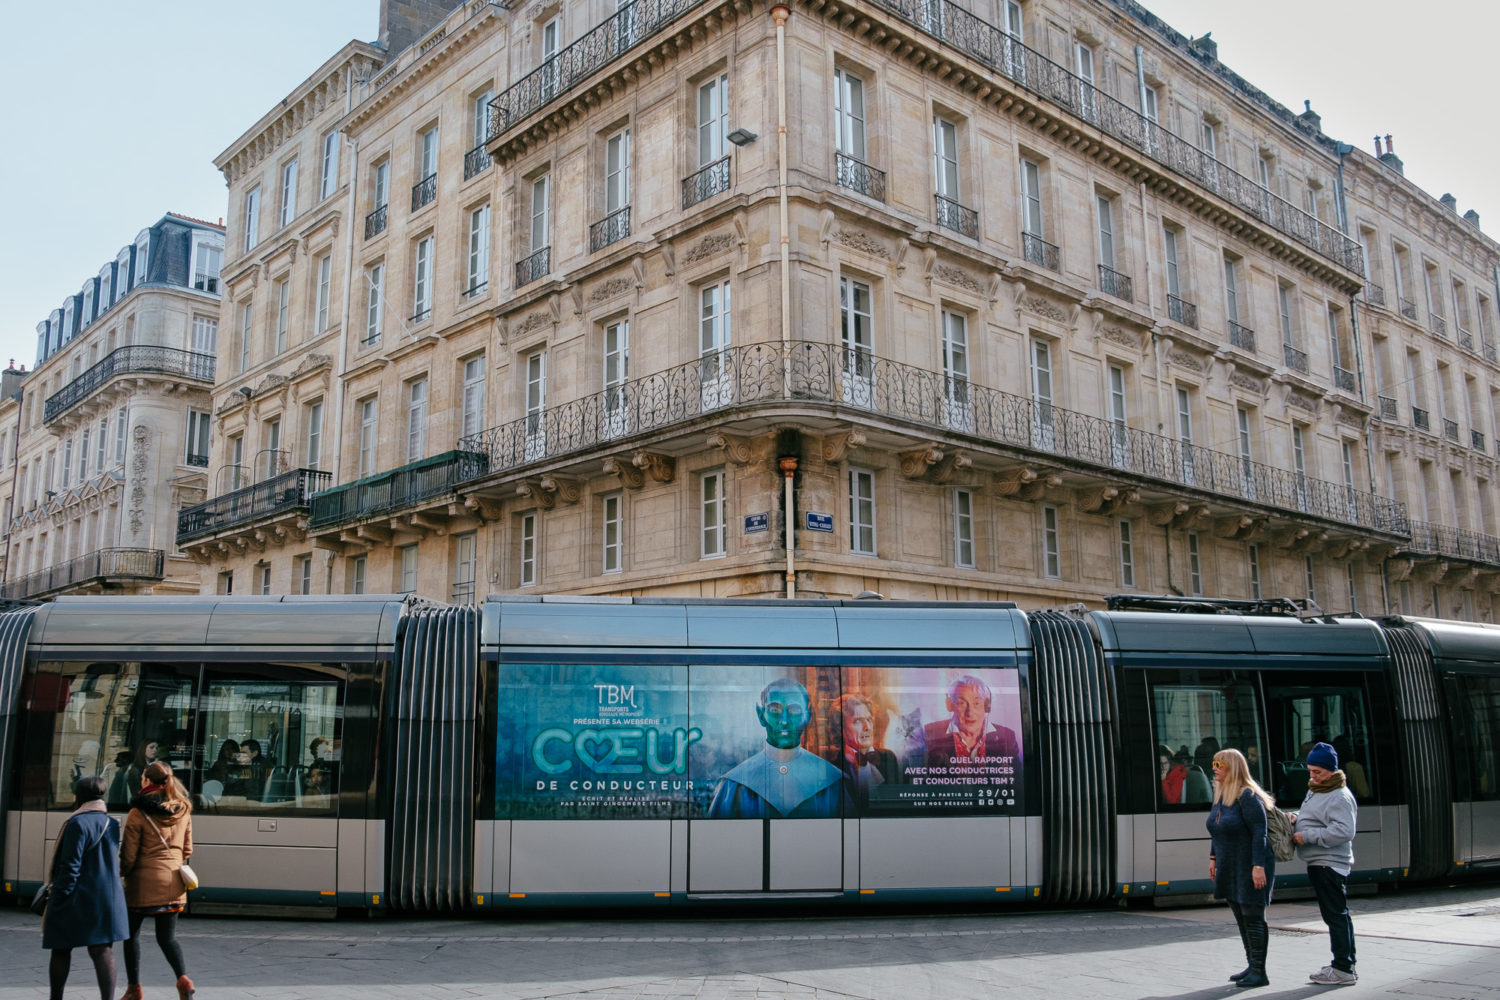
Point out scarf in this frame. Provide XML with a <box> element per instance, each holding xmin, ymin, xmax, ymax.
<box><xmin>1308</xmin><ymin>769</ymin><xmax>1347</xmax><ymax>793</ymax></box>
<box><xmin>140</xmin><ymin>781</ymin><xmax>167</xmax><ymax>796</ymax></box>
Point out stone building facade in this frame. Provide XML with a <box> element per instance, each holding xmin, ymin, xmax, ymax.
<box><xmin>2</xmin><ymin>214</ymin><xmax>223</xmax><ymax>600</ymax></box>
<box><xmin>180</xmin><ymin>0</ymin><xmax>1500</xmax><ymax>620</ymax></box>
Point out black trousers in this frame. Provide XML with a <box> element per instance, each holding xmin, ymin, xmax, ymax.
<box><xmin>1306</xmin><ymin>864</ymin><xmax>1356</xmax><ymax>972</ymax></box>
<box><xmin>124</xmin><ymin>910</ymin><xmax>188</xmax><ymax>983</ymax></box>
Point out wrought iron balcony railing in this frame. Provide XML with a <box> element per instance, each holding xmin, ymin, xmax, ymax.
<box><xmin>1167</xmin><ymin>294</ymin><xmax>1198</xmax><ymax>329</ymax></box>
<box><xmin>489</xmin><ymin>0</ymin><xmax>709</xmax><ymax>138</ymax></box>
<box><xmin>411</xmin><ymin>173</ymin><xmax>437</xmax><ymax>211</ymax></box>
<box><xmin>1487</xmin><ymin>344</ymin><xmax>1498</xmax><ymax>364</ymax></box>
<box><xmin>1378</xmin><ymin>395</ymin><xmax>1397</xmax><ymax>421</ymax></box>
<box><xmin>1402</xmin><ymin>519</ymin><xmax>1500</xmax><ymax>566</ymax></box>
<box><xmin>1444</xmin><ymin>418</ymin><xmax>1460</xmax><ymax>443</ymax></box>
<box><xmin>1022</xmin><ymin>232</ymin><xmax>1060</xmax><ymax>272</ymax></box>
<box><xmin>1333</xmin><ymin>366</ymin><xmax>1357</xmax><ymax>393</ymax></box>
<box><xmin>1228</xmin><ymin>322</ymin><xmax>1256</xmax><ymax>354</ymax></box>
<box><xmin>1458</xmin><ymin>328</ymin><xmax>1474</xmax><ymax>352</ymax></box>
<box><xmin>869</xmin><ymin>0</ymin><xmax>1364</xmax><ymax>273</ymax></box>
<box><xmin>365</xmin><ymin>204</ymin><xmax>388</xmax><ymax>240</ymax></box>
<box><xmin>589</xmin><ymin>207</ymin><xmax>631</xmax><ymax>253</ymax></box>
<box><xmin>457</xmin><ymin>339</ymin><xmax>1408</xmax><ymax>536</ymax></box>
<box><xmin>1473</xmin><ymin>429</ymin><xmax>1487</xmax><ymax>452</ymax></box>
<box><xmin>176</xmin><ymin>468</ymin><xmax>332</xmax><ymax>545</ymax></box>
<box><xmin>1431</xmin><ymin>313</ymin><xmax>1447</xmax><ymax>337</ymax></box>
<box><xmin>1413</xmin><ymin>407</ymin><xmax>1430</xmax><ymax>431</ymax></box>
<box><xmin>936</xmin><ymin>194</ymin><xmax>979</xmax><ymax>238</ymax></box>
<box><xmin>463</xmin><ymin>143</ymin><xmax>492</xmax><ymax>180</ymax></box>
<box><xmin>186</xmin><ymin>453</ymin><xmax>209</xmax><ymax>468</ymax></box>
<box><xmin>1364</xmin><ymin>283</ymin><xmax>1385</xmax><ymax>307</ymax></box>
<box><xmin>0</xmin><ymin>547</ymin><xmax>164</xmax><ymax>601</ymax></box>
<box><xmin>1283</xmin><ymin>344</ymin><xmax>1309</xmax><ymax>374</ymax></box>
<box><xmin>45</xmin><ymin>346</ymin><xmax>215</xmax><ymax>423</ymax></box>
<box><xmin>835</xmin><ymin>152</ymin><xmax>886</xmax><ymax>201</ymax></box>
<box><xmin>410</xmin><ymin>307</ymin><xmax>432</xmax><ymax>324</ymax></box>
<box><xmin>516</xmin><ymin>246</ymin><xmax>550</xmax><ymax>287</ymax></box>
<box><xmin>308</xmin><ymin>449</ymin><xmax>489</xmax><ymax>531</ymax></box>
<box><xmin>1098</xmin><ymin>265</ymin><xmax>1132</xmax><ymax>302</ymax></box>
<box><xmin>683</xmin><ymin>156</ymin><xmax>731</xmax><ymax>209</ymax></box>
<box><xmin>1399</xmin><ymin>297</ymin><xmax>1417</xmax><ymax>320</ymax></box>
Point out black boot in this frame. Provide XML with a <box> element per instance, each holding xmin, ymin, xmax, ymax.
<box><xmin>1236</xmin><ymin>922</ymin><xmax>1270</xmax><ymax>989</ymax></box>
<box><xmin>1228</xmin><ymin>907</ymin><xmax>1251</xmax><ymax>982</ymax></box>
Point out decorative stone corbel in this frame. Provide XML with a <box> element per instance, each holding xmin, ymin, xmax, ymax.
<box><xmin>632</xmin><ymin>452</ymin><xmax>675</xmax><ymax>484</ymax></box>
<box><xmin>539</xmin><ymin>474</ymin><xmax>582</xmax><ymax>504</ymax></box>
<box><xmin>1386</xmin><ymin>556</ymin><xmax>1416</xmax><ymax>583</ymax></box>
<box><xmin>1078</xmin><ymin>485</ymin><xmax>1137</xmax><ymax>516</ymax></box>
<box><xmin>408</xmin><ymin>511</ymin><xmax>448</xmax><ymax>536</ymax></box>
<box><xmin>708</xmin><ymin>432</ymin><xmax>757</xmax><ymax>466</ymax></box>
<box><xmin>926</xmin><ymin>450</ymin><xmax>972</xmax><ymax>484</ymax></box>
<box><xmin>1149</xmin><ymin>501</ymin><xmax>1191</xmax><ymax>526</ymax></box>
<box><xmin>899</xmin><ymin>445</ymin><xmax>944</xmax><ymax>479</ymax></box>
<box><xmin>819</xmin><ymin>209</ymin><xmax>836</xmax><ymax>250</ymax></box>
<box><xmin>603</xmin><ymin>456</ymin><xmax>646</xmax><ymax>489</ymax></box>
<box><xmin>464</xmin><ymin>495</ymin><xmax>506</xmax><ymax>521</ymax></box>
<box><xmin>821</xmin><ymin>429</ymin><xmax>866</xmax><ymax>463</ymax></box>
<box><xmin>1272</xmin><ymin>527</ymin><xmax>1311</xmax><ymax>550</ymax></box>
<box><xmin>568</xmin><ymin>283</ymin><xmax>584</xmax><ymax>316</ymax></box>
<box><xmin>631</xmin><ymin>256</ymin><xmax>646</xmax><ymax>290</ymax></box>
<box><xmin>660</xmin><ymin>242</ymin><xmax>676</xmax><ymax>276</ymax></box>
<box><xmin>994</xmin><ymin>466</ymin><xmax>1038</xmax><ymax>497</ymax></box>
<box><xmin>516</xmin><ymin>479</ymin><xmax>558</xmax><ymax>510</ymax></box>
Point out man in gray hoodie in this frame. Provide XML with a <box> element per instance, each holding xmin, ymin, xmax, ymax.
<box><xmin>1292</xmin><ymin>741</ymin><xmax>1358</xmax><ymax>986</ymax></box>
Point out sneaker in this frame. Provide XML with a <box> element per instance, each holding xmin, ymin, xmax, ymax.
<box><xmin>1309</xmin><ymin>966</ymin><xmax>1358</xmax><ymax>986</ymax></box>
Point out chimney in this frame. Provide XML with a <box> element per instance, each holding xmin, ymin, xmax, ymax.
<box><xmin>1378</xmin><ymin>134</ymin><xmax>1404</xmax><ymax>176</ymax></box>
<box><xmin>1441</xmin><ymin>193</ymin><xmax>1458</xmax><ymax>212</ymax></box>
<box><xmin>1464</xmin><ymin>209</ymin><xmax>1481</xmax><ymax>230</ymax></box>
<box><xmin>379</xmin><ymin>0</ymin><xmax>461</xmax><ymax>59</ymax></box>
<box><xmin>1190</xmin><ymin>32</ymin><xmax>1218</xmax><ymax>60</ymax></box>
<box><xmin>1297</xmin><ymin>99</ymin><xmax>1322</xmax><ymax>133</ymax></box>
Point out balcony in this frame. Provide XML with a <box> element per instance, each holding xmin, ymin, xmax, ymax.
<box><xmin>1228</xmin><ymin>321</ymin><xmax>1256</xmax><ymax>354</ymax></box>
<box><xmin>1399</xmin><ymin>297</ymin><xmax>1417</xmax><ymax>321</ymax></box>
<box><xmin>411</xmin><ymin>173</ymin><xmax>436</xmax><ymax>212</ymax></box>
<box><xmin>1402</xmin><ymin>519</ymin><xmax>1500</xmax><ymax>567</ymax></box>
<box><xmin>1458</xmin><ymin>328</ymin><xmax>1474</xmax><ymax>352</ymax></box>
<box><xmin>515</xmin><ymin>246</ymin><xmax>550</xmax><ymax>287</ymax></box>
<box><xmin>835</xmin><ymin>152</ymin><xmax>886</xmax><ymax>202</ymax></box>
<box><xmin>1167</xmin><ymin>294</ymin><xmax>1198</xmax><ymax>329</ymax></box>
<box><xmin>308</xmin><ymin>450</ymin><xmax>489</xmax><ymax>532</ymax></box>
<box><xmin>1473</xmin><ymin>429</ymin><xmax>1487</xmax><ymax>452</ymax></box>
<box><xmin>589</xmin><ymin>207</ymin><xmax>631</xmax><ymax>253</ymax></box>
<box><xmin>489</xmin><ymin>0</ymin><xmax>710</xmax><ymax>138</ymax></box>
<box><xmin>1378</xmin><ymin>395</ymin><xmax>1397</xmax><ymax>421</ymax></box>
<box><xmin>867</xmin><ymin>0</ymin><xmax>1363</xmax><ymax>274</ymax></box>
<box><xmin>463</xmin><ymin>143</ymin><xmax>491</xmax><ymax>181</ymax></box>
<box><xmin>457</xmin><ymin>339</ymin><xmax>1407</xmax><ymax>536</ymax></box>
<box><xmin>1431</xmin><ymin>314</ymin><xmax>1447</xmax><ymax>338</ymax></box>
<box><xmin>1283</xmin><ymin>344</ymin><xmax>1309</xmax><ymax>374</ymax></box>
<box><xmin>45</xmin><ymin>346</ymin><xmax>215</xmax><ymax>424</ymax></box>
<box><xmin>1487</xmin><ymin>344</ymin><xmax>1498</xmax><ymax>364</ymax></box>
<box><xmin>1021</xmin><ymin>232</ymin><xmax>1060</xmax><ymax>272</ymax></box>
<box><xmin>0</xmin><ymin>548</ymin><xmax>164</xmax><ymax>601</ymax></box>
<box><xmin>364</xmin><ymin>204</ymin><xmax>388</xmax><ymax>240</ymax></box>
<box><xmin>935</xmin><ymin>194</ymin><xmax>979</xmax><ymax>238</ymax></box>
<box><xmin>176</xmin><ymin>468</ymin><xmax>331</xmax><ymax>545</ymax></box>
<box><xmin>682</xmin><ymin>156</ymin><xmax>730</xmax><ymax>209</ymax></box>
<box><xmin>1098</xmin><ymin>265</ymin><xmax>1132</xmax><ymax>303</ymax></box>
<box><xmin>1364</xmin><ymin>283</ymin><xmax>1385</xmax><ymax>307</ymax></box>
<box><xmin>1444</xmin><ymin>418</ymin><xmax>1460</xmax><ymax>443</ymax></box>
<box><xmin>1413</xmin><ymin>407</ymin><xmax>1430</xmax><ymax>431</ymax></box>
<box><xmin>1333</xmin><ymin>366</ymin><xmax>1356</xmax><ymax>393</ymax></box>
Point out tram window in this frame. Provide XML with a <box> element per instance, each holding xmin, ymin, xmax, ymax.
<box><xmin>1264</xmin><ymin>683</ymin><xmax>1376</xmax><ymax>805</ymax></box>
<box><xmin>1150</xmin><ymin>679</ymin><xmax>1264</xmax><ymax>808</ymax></box>
<box><xmin>197</xmin><ymin>665</ymin><xmax>344</xmax><ymax>814</ymax></box>
<box><xmin>43</xmin><ymin>662</ymin><xmax>196</xmax><ymax>811</ymax></box>
<box><xmin>1453</xmin><ymin>674</ymin><xmax>1500</xmax><ymax>801</ymax></box>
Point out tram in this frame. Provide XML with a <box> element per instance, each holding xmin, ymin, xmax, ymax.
<box><xmin>0</xmin><ymin>594</ymin><xmax>1495</xmax><ymax>913</ymax></box>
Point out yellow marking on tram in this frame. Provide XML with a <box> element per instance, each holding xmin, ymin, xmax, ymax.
<box><xmin>654</xmin><ymin>892</ymin><xmax>670</xmax><ymax>897</ymax></box>
<box><xmin>859</xmin><ymin>889</ymin><xmax>875</xmax><ymax>894</ymax></box>
<box><xmin>476</xmin><ymin>895</ymin><xmax>485</xmax><ymax>905</ymax></box>
<box><xmin>995</xmin><ymin>886</ymin><xmax>1011</xmax><ymax>892</ymax></box>
<box><xmin>509</xmin><ymin>892</ymin><xmax>526</xmax><ymax>898</ymax></box>
<box><xmin>1157</xmin><ymin>880</ymin><xmax>1170</xmax><ymax>886</ymax></box>
<box><xmin>320</xmin><ymin>890</ymin><xmax>335</xmax><ymax>895</ymax></box>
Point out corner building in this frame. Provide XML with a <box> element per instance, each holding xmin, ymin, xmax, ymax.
<box><xmin>182</xmin><ymin>0</ymin><xmax>1500</xmax><ymax>619</ymax></box>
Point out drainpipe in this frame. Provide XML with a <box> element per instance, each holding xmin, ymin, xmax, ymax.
<box><xmin>332</xmin><ymin>133</ymin><xmax>360</xmax><ymax>500</ymax></box>
<box><xmin>1134</xmin><ymin>46</ymin><xmax>1148</xmax><ymax>116</ymax></box>
<box><xmin>773</xmin><ymin>4</ymin><xmax>794</xmax><ymax>599</ymax></box>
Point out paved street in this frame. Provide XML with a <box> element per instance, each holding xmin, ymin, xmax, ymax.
<box><xmin>2</xmin><ymin>883</ymin><xmax>1496</xmax><ymax>1000</ymax></box>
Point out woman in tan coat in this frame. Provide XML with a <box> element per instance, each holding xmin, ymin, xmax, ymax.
<box><xmin>118</xmin><ymin>761</ymin><xmax>194</xmax><ymax>1000</ymax></box>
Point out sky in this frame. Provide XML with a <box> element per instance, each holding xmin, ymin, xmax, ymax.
<box><xmin>2</xmin><ymin>0</ymin><xmax>1496</xmax><ymax>372</ymax></box>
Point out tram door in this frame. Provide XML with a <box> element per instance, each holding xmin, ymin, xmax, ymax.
<box><xmin>687</xmin><ymin>665</ymin><xmax>844</xmax><ymax>893</ymax></box>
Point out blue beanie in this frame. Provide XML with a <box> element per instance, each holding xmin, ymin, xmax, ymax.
<box><xmin>1306</xmin><ymin>742</ymin><xmax>1338</xmax><ymax>771</ymax></box>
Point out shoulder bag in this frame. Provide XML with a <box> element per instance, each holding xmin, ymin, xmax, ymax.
<box><xmin>142</xmin><ymin>813</ymin><xmax>200</xmax><ymax>891</ymax></box>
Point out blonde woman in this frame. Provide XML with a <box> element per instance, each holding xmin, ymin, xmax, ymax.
<box><xmin>118</xmin><ymin>761</ymin><xmax>195</xmax><ymax>1000</ymax></box>
<box><xmin>1206</xmin><ymin>748</ymin><xmax>1277</xmax><ymax>989</ymax></box>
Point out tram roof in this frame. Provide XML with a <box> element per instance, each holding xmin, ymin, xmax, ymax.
<box><xmin>1090</xmin><ymin>610</ymin><xmax>1387</xmax><ymax>656</ymax></box>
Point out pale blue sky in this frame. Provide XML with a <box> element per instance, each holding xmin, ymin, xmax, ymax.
<box><xmin>3</xmin><ymin>1</ymin><xmax>1495</xmax><ymax>373</ymax></box>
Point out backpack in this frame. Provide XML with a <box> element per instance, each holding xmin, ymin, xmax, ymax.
<box><xmin>1266</xmin><ymin>804</ymin><xmax>1297</xmax><ymax>862</ymax></box>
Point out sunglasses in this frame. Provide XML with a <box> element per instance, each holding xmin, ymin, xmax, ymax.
<box><xmin>1212</xmin><ymin>760</ymin><xmax>1225</xmax><ymax>770</ymax></box>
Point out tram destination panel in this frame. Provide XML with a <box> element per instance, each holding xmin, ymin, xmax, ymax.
<box><xmin>492</xmin><ymin>664</ymin><xmax>1024</xmax><ymax>819</ymax></box>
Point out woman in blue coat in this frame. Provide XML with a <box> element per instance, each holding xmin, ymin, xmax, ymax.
<box><xmin>42</xmin><ymin>775</ymin><xmax>130</xmax><ymax>1000</ymax></box>
<box><xmin>1207</xmin><ymin>748</ymin><xmax>1277</xmax><ymax>989</ymax></box>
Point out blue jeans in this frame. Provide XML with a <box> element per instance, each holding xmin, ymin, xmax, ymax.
<box><xmin>1307</xmin><ymin>864</ymin><xmax>1355</xmax><ymax>972</ymax></box>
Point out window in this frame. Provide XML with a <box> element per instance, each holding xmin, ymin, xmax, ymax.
<box><xmin>1237</xmin><ymin>406</ymin><xmax>1256</xmax><ymax>498</ymax></box>
<box><xmin>99</xmin><ymin>266</ymin><xmax>113</xmax><ymax>309</ymax></box>
<box><xmin>472</xmin><ymin>89</ymin><xmax>493</xmax><ymax>149</ymax></box>
<box><xmin>840</xmin><ymin>276</ymin><xmax>874</xmax><ymax>404</ymax></box>
<box><xmin>953</xmin><ymin>488</ymin><xmax>974</xmax><ymax>568</ymax></box>
<box><xmin>412</xmin><ymin>237</ymin><xmax>433</xmax><ymax>320</ymax></box>
<box><xmin>605</xmin><ymin>129</ymin><xmax>631</xmax><ymax>214</ymax></box>
<box><xmin>701</xmin><ymin>470</ymin><xmax>726</xmax><ymax>559</ymax></box>
<box><xmin>1163</xmin><ymin>226</ymin><xmax>1183</xmax><ymax>300</ymax></box>
<box><xmin>95</xmin><ymin>417</ymin><xmax>108</xmax><ymax>471</ymax></box>
<box><xmin>399</xmin><ymin>544</ymin><xmax>418</xmax><ymax>594</ymax></box>
<box><xmin>1305</xmin><ymin>555</ymin><xmax>1318</xmax><ymax>603</ymax></box>
<box><xmin>186</xmin><ymin>410</ymin><xmax>210</xmax><ymax>467</ymax></box>
<box><xmin>602</xmin><ymin>319</ymin><xmax>629</xmax><ymax>436</ymax></box>
<box><xmin>305</xmin><ymin>401</ymin><xmax>323</xmax><ymax>471</ymax></box>
<box><xmin>358</xmin><ymin>397</ymin><xmax>378</xmax><ymax>477</ymax></box>
<box><xmin>243</xmin><ymin>186</ymin><xmax>261</xmax><ymax>252</ymax></box>
<box><xmin>1188</xmin><ymin>532</ymin><xmax>1203</xmax><ymax>596</ymax></box>
<box><xmin>365</xmin><ymin>263</ymin><xmax>384</xmax><ymax>344</ymax></box>
<box><xmin>238</xmin><ymin>300</ymin><xmax>253</xmax><ymax>373</ymax></box>
<box><xmin>1201</xmin><ymin>119</ymin><xmax>1217</xmax><ymax>160</ymax></box>
<box><xmin>1042</xmin><ymin>505</ymin><xmax>1061</xmax><ymax>579</ymax></box>
<box><xmin>933</xmin><ymin>116</ymin><xmax>959</xmax><ymax>199</ymax></box>
<box><xmin>298</xmin><ymin>554</ymin><xmax>313</xmax><ymax>595</ymax></box>
<box><xmin>1248</xmin><ymin>543</ymin><xmax>1262</xmax><ymax>599</ymax></box>
<box><xmin>1000</xmin><ymin>0</ymin><xmax>1025</xmax><ymax>79</ymax></box>
<box><xmin>1258</xmin><ymin>154</ymin><xmax>1272</xmax><ymax>190</ymax></box>
<box><xmin>601</xmin><ymin>494</ymin><xmax>622</xmax><ymax>573</ymax></box>
<box><xmin>530</xmin><ymin>174</ymin><xmax>550</xmax><ymax>254</ymax></box>
<box><xmin>263</xmin><ymin>418</ymin><xmax>282</xmax><ymax>477</ymax></box>
<box><xmin>373</xmin><ymin>161</ymin><xmax>390</xmax><ymax>210</ymax></box>
<box><xmin>259</xmin><ymin>563</ymin><xmax>273</xmax><ymax>596</ymax></box>
<box><xmin>1454</xmin><ymin>674</ymin><xmax>1500</xmax><ymax>801</ymax></box>
<box><xmin>461</xmin><ymin>356</ymin><xmax>486</xmax><ymax>440</ymax></box>
<box><xmin>228</xmin><ymin>434</ymin><xmax>244</xmax><ymax>489</ymax></box>
<box><xmin>1031</xmin><ymin>338</ymin><xmax>1055</xmax><ymax>450</ymax></box>
<box><xmin>525</xmin><ymin>351</ymin><xmax>547</xmax><ymax>460</ymax></box>
<box><xmin>1119</xmin><ymin>519</ymin><xmax>1136</xmax><ymax>588</ymax></box>
<box><xmin>1142</xmin><ymin>83</ymin><xmax>1158</xmax><ymax>123</ymax></box>
<box><xmin>698</xmin><ymin>73</ymin><xmax>729</xmax><ymax>168</ymax></box>
<box><xmin>1292</xmin><ymin>425</ymin><xmax>1309</xmax><ymax>510</ymax></box>
<box><xmin>193</xmin><ymin>244</ymin><xmax>222</xmax><ymax>293</ymax></box>
<box><xmin>419</xmin><ymin>126</ymin><xmax>438</xmax><ymax>184</ymax></box>
<box><xmin>218</xmin><ymin>571</ymin><xmax>233</xmax><ymax>595</ymax></box>
<box><xmin>834</xmin><ymin>68</ymin><xmax>867</xmax><ymax>160</ymax></box>
<box><xmin>115</xmin><ymin>407</ymin><xmax>127</xmax><ymax>463</ymax></box>
<box><xmin>1278</xmin><ymin>282</ymin><xmax>1296</xmax><ymax>347</ymax></box>
<box><xmin>1097</xmin><ymin>194</ymin><xmax>1116</xmax><ymax>269</ymax></box>
<box><xmin>849</xmin><ymin>467</ymin><xmax>876</xmax><ymax>555</ymax></box>
<box><xmin>274</xmin><ymin>279</ymin><xmax>290</xmax><ymax>354</ymax></box>
<box><xmin>134</xmin><ymin>235</ymin><xmax>149</xmax><ymax>287</ymax></box>
<box><xmin>1075</xmin><ymin>42</ymin><xmax>1096</xmax><ymax>120</ymax></box>
<box><xmin>1223</xmin><ymin>255</ymin><xmax>1240</xmax><ymax>326</ymax></box>
<box><xmin>1151</xmin><ymin>677</ymin><xmax>1265</xmax><ymax>807</ymax></box>
<box><xmin>406</xmin><ymin>378</ymin><xmax>428</xmax><ymax>461</ymax></box>
<box><xmin>540</xmin><ymin>16</ymin><xmax>560</xmax><ymax>98</ymax></box>
<box><xmin>315</xmin><ymin>254</ymin><xmax>332</xmax><ymax>334</ymax></box>
<box><xmin>519</xmin><ymin>512</ymin><xmax>537</xmax><ymax>587</ymax></box>
<box><xmin>467</xmin><ymin>204</ymin><xmax>490</xmax><ymax>296</ymax></box>
<box><xmin>941</xmin><ymin>310</ymin><xmax>971</xmax><ymax>431</ymax></box>
<box><xmin>1019</xmin><ymin>157</ymin><xmax>1043</xmax><ymax>237</ymax></box>
<box><xmin>320</xmin><ymin>130</ymin><xmax>340</xmax><ymax>200</ymax></box>
<box><xmin>351</xmin><ymin>555</ymin><xmax>366</xmax><ymax>594</ymax></box>
<box><xmin>699</xmin><ymin>279</ymin><xmax>732</xmax><ymax>407</ymax></box>
<box><xmin>279</xmin><ymin>158</ymin><xmax>298</xmax><ymax>228</ymax></box>
<box><xmin>1108</xmin><ymin>364</ymin><xmax>1129</xmax><ymax>468</ymax></box>
<box><xmin>61</xmin><ymin>439</ymin><xmax>72</xmax><ymax>488</ymax></box>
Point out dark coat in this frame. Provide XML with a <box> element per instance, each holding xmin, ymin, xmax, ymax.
<box><xmin>1207</xmin><ymin>788</ymin><xmax>1276</xmax><ymax>906</ymax></box>
<box><xmin>41</xmin><ymin>803</ymin><xmax>129</xmax><ymax>950</ymax></box>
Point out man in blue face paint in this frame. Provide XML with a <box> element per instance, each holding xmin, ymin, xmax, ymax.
<box><xmin>707</xmin><ymin>678</ymin><xmax>849</xmax><ymax>818</ymax></box>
